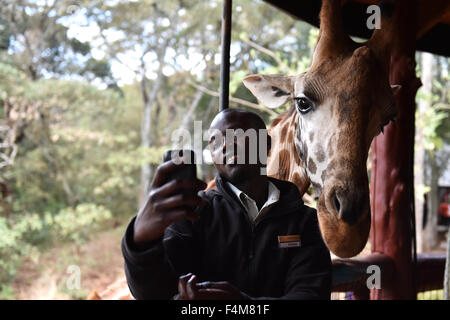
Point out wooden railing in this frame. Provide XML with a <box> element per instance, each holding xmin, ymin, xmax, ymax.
<box><xmin>416</xmin><ymin>253</ymin><xmax>447</xmax><ymax>293</ymax></box>
<box><xmin>331</xmin><ymin>253</ymin><xmax>446</xmax><ymax>300</ymax></box>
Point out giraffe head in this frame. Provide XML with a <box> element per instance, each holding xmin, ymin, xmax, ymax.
<box><xmin>243</xmin><ymin>0</ymin><xmax>400</xmax><ymax>258</ymax></box>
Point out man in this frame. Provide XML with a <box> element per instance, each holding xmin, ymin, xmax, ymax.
<box><xmin>122</xmin><ymin>108</ymin><xmax>332</xmax><ymax>300</ymax></box>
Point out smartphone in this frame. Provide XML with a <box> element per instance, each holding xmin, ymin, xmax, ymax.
<box><xmin>163</xmin><ymin>149</ymin><xmax>204</xmax><ymax>216</ymax></box>
<box><xmin>163</xmin><ymin>149</ymin><xmax>197</xmax><ymax>181</ymax></box>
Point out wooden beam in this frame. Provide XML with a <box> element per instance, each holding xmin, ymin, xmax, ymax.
<box><xmin>416</xmin><ymin>0</ymin><xmax>450</xmax><ymax>39</ymax></box>
<box><xmin>416</xmin><ymin>253</ymin><xmax>446</xmax><ymax>292</ymax></box>
<box><xmin>263</xmin><ymin>0</ymin><xmax>450</xmax><ymax>56</ymax></box>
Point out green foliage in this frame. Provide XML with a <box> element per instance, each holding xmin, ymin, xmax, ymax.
<box><xmin>416</xmin><ymin>55</ymin><xmax>450</xmax><ymax>156</ymax></box>
<box><xmin>0</xmin><ymin>59</ymin><xmax>139</xmax><ymax>216</ymax></box>
<box><xmin>0</xmin><ymin>284</ymin><xmax>15</xmax><ymax>300</ymax></box>
<box><xmin>0</xmin><ymin>203</ymin><xmax>111</xmax><ymax>286</ymax></box>
<box><xmin>421</xmin><ymin>108</ymin><xmax>447</xmax><ymax>153</ymax></box>
<box><xmin>70</xmin><ymin>38</ymin><xmax>91</xmax><ymax>56</ymax></box>
<box><xmin>48</xmin><ymin>203</ymin><xmax>112</xmax><ymax>244</ymax></box>
<box><xmin>0</xmin><ymin>0</ymin><xmax>114</xmax><ymax>82</ymax></box>
<box><xmin>0</xmin><ymin>17</ymin><xmax>10</xmax><ymax>51</ymax></box>
<box><xmin>0</xmin><ymin>216</ymin><xmax>39</xmax><ymax>284</ymax></box>
<box><xmin>230</xmin><ymin>70</ymin><xmax>248</xmax><ymax>95</ymax></box>
<box><xmin>417</xmin><ymin>289</ymin><xmax>444</xmax><ymax>300</ymax></box>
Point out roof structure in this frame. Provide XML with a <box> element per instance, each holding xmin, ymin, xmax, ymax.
<box><xmin>264</xmin><ymin>0</ymin><xmax>450</xmax><ymax>57</ymax></box>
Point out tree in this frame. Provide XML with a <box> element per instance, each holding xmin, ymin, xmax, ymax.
<box><xmin>0</xmin><ymin>0</ymin><xmax>115</xmax><ymax>84</ymax></box>
<box><xmin>415</xmin><ymin>53</ymin><xmax>450</xmax><ymax>251</ymax></box>
<box><xmin>415</xmin><ymin>52</ymin><xmax>433</xmax><ymax>253</ymax></box>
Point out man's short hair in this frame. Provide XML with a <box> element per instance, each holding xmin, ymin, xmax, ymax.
<box><xmin>213</xmin><ymin>108</ymin><xmax>267</xmax><ymax>130</ymax></box>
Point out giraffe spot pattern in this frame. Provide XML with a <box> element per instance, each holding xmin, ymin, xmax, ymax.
<box><xmin>321</xmin><ymin>169</ymin><xmax>327</xmax><ymax>184</ymax></box>
<box><xmin>326</xmin><ymin>159</ymin><xmax>337</xmax><ymax>177</ymax></box>
<box><xmin>293</xmin><ymin>147</ymin><xmax>301</xmax><ymax>166</ymax></box>
<box><xmin>308</xmin><ymin>158</ymin><xmax>317</xmax><ymax>174</ymax></box>
<box><xmin>280</xmin><ymin>126</ymin><xmax>288</xmax><ymax>142</ymax></box>
<box><xmin>292</xmin><ymin>172</ymin><xmax>303</xmax><ymax>186</ymax></box>
<box><xmin>277</xmin><ymin>149</ymin><xmax>291</xmax><ymax>180</ymax></box>
<box><xmin>288</xmin><ymin>130</ymin><xmax>294</xmax><ymax>144</ymax></box>
<box><xmin>302</xmin><ymin>143</ymin><xmax>308</xmax><ymax>163</ymax></box>
<box><xmin>311</xmin><ymin>182</ymin><xmax>322</xmax><ymax>195</ymax></box>
<box><xmin>315</xmin><ymin>145</ymin><xmax>326</xmax><ymax>163</ymax></box>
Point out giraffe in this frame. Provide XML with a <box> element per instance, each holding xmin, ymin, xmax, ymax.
<box><xmin>243</xmin><ymin>0</ymin><xmax>401</xmax><ymax>258</ymax></box>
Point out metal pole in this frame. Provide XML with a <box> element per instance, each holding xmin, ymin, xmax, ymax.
<box><xmin>219</xmin><ymin>0</ymin><xmax>232</xmax><ymax>111</ymax></box>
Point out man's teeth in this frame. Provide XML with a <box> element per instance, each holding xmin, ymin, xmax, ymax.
<box><xmin>226</xmin><ymin>155</ymin><xmax>237</xmax><ymax>164</ymax></box>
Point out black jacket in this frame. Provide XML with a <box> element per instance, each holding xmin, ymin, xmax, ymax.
<box><xmin>122</xmin><ymin>176</ymin><xmax>332</xmax><ymax>300</ymax></box>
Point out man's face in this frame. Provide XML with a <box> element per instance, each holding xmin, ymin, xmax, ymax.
<box><xmin>208</xmin><ymin>111</ymin><xmax>270</xmax><ymax>185</ymax></box>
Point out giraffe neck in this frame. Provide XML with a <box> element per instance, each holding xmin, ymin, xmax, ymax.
<box><xmin>267</xmin><ymin>106</ymin><xmax>310</xmax><ymax>195</ymax></box>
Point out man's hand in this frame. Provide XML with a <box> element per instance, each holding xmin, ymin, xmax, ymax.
<box><xmin>133</xmin><ymin>160</ymin><xmax>207</xmax><ymax>247</ymax></box>
<box><xmin>176</xmin><ymin>273</ymin><xmax>246</xmax><ymax>300</ymax></box>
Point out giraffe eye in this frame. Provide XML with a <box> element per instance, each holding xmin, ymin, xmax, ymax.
<box><xmin>295</xmin><ymin>97</ymin><xmax>314</xmax><ymax>114</ymax></box>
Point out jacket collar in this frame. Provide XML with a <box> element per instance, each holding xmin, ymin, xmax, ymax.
<box><xmin>214</xmin><ymin>175</ymin><xmax>304</xmax><ymax>221</ymax></box>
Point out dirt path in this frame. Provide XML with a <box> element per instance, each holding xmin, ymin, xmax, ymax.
<box><xmin>12</xmin><ymin>223</ymin><xmax>128</xmax><ymax>300</ymax></box>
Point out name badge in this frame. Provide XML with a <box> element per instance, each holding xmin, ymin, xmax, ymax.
<box><xmin>278</xmin><ymin>235</ymin><xmax>301</xmax><ymax>248</ymax></box>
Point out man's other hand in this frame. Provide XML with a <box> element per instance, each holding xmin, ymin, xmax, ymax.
<box><xmin>133</xmin><ymin>160</ymin><xmax>207</xmax><ymax>246</ymax></box>
<box><xmin>176</xmin><ymin>273</ymin><xmax>246</xmax><ymax>300</ymax></box>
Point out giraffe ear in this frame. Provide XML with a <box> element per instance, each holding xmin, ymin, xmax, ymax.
<box><xmin>243</xmin><ymin>75</ymin><xmax>294</xmax><ymax>109</ymax></box>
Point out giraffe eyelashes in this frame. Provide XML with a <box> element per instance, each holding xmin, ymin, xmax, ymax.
<box><xmin>294</xmin><ymin>96</ymin><xmax>314</xmax><ymax>114</ymax></box>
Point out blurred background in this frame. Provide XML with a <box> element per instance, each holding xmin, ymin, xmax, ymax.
<box><xmin>0</xmin><ymin>0</ymin><xmax>448</xmax><ymax>299</ymax></box>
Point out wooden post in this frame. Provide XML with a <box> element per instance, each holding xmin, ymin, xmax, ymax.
<box><xmin>369</xmin><ymin>0</ymin><xmax>422</xmax><ymax>299</ymax></box>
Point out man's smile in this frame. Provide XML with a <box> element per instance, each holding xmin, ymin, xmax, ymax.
<box><xmin>225</xmin><ymin>154</ymin><xmax>238</xmax><ymax>165</ymax></box>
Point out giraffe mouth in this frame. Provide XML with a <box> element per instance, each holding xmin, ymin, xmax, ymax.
<box><xmin>317</xmin><ymin>185</ymin><xmax>371</xmax><ymax>258</ymax></box>
<box><xmin>317</xmin><ymin>208</ymin><xmax>371</xmax><ymax>258</ymax></box>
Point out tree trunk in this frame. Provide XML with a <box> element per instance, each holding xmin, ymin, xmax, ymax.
<box><xmin>161</xmin><ymin>84</ymin><xmax>181</xmax><ymax>145</ymax></box>
<box><xmin>425</xmin><ymin>154</ymin><xmax>439</xmax><ymax>250</ymax></box>
<box><xmin>152</xmin><ymin>97</ymin><xmax>162</xmax><ymax>140</ymax></box>
<box><xmin>138</xmin><ymin>63</ymin><xmax>165</xmax><ymax>207</ymax></box>
<box><xmin>201</xmin><ymin>97</ymin><xmax>218</xmax><ymax>181</ymax></box>
<box><xmin>179</xmin><ymin>90</ymin><xmax>204</xmax><ymax>134</ymax></box>
<box><xmin>415</xmin><ymin>52</ymin><xmax>433</xmax><ymax>253</ymax></box>
<box><xmin>0</xmin><ymin>181</ymin><xmax>10</xmax><ymax>218</ymax></box>
<box><xmin>204</xmin><ymin>96</ymin><xmax>218</xmax><ymax>124</ymax></box>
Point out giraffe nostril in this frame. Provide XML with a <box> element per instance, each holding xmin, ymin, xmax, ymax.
<box><xmin>332</xmin><ymin>192</ymin><xmax>341</xmax><ymax>216</ymax></box>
